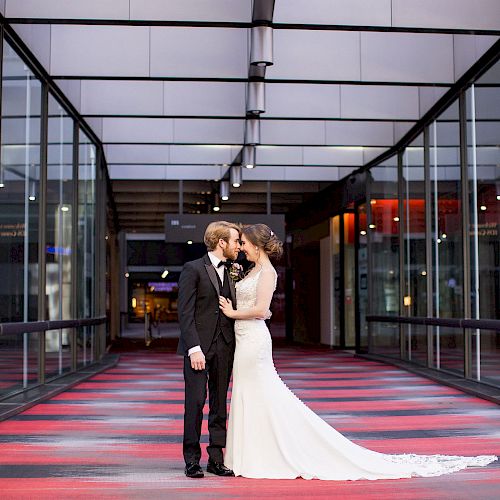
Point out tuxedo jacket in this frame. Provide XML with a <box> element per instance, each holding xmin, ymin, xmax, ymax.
<box><xmin>177</xmin><ymin>254</ymin><xmax>237</xmax><ymax>356</ymax></box>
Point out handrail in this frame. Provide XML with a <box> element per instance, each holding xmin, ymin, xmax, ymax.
<box><xmin>366</xmin><ymin>315</ymin><xmax>500</xmax><ymax>331</ymax></box>
<box><xmin>0</xmin><ymin>316</ymin><xmax>107</xmax><ymax>336</ymax></box>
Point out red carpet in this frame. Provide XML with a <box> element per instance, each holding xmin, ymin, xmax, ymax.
<box><xmin>0</xmin><ymin>345</ymin><xmax>499</xmax><ymax>499</ymax></box>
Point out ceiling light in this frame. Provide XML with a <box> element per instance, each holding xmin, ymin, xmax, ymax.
<box><xmin>220</xmin><ymin>181</ymin><xmax>229</xmax><ymax>201</ymax></box>
<box><xmin>161</xmin><ymin>269</ymin><xmax>169</xmax><ymax>279</ymax></box>
<box><xmin>187</xmin><ymin>240</ymin><xmax>193</xmax><ymax>245</ymax></box>
<box><xmin>360</xmin><ymin>230</ymin><xmax>367</xmax><ymax>236</ymax></box>
<box><xmin>244</xmin><ymin>117</ymin><xmax>261</xmax><ymax>145</ymax></box>
<box><xmin>369</xmin><ymin>224</ymin><xmax>376</xmax><ymax>229</ymax></box>
<box><xmin>125</xmin><ymin>272</ymin><xmax>130</xmax><ymax>278</ymax></box>
<box><xmin>480</xmin><ymin>205</ymin><xmax>487</xmax><ymax>211</ymax></box>
<box><xmin>230</xmin><ymin>165</ymin><xmax>242</xmax><ymax>188</ymax></box>
<box><xmin>250</xmin><ymin>26</ymin><xmax>273</xmax><ymax>67</ymax></box>
<box><xmin>247</xmin><ymin>81</ymin><xmax>265</xmax><ymax>114</ymax></box>
<box><xmin>242</xmin><ymin>145</ymin><xmax>256</xmax><ymax>169</ymax></box>
<box><xmin>393</xmin><ymin>216</ymin><xmax>399</xmax><ymax>222</ymax></box>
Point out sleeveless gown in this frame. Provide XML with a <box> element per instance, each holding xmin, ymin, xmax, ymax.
<box><xmin>224</xmin><ymin>268</ymin><xmax>497</xmax><ymax>480</ymax></box>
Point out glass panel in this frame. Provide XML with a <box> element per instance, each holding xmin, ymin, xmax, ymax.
<box><xmin>0</xmin><ymin>41</ymin><xmax>41</xmax><ymax>323</ymax></box>
<box><xmin>45</xmin><ymin>94</ymin><xmax>73</xmax><ymax>378</ymax></box>
<box><xmin>368</xmin><ymin>159</ymin><xmax>400</xmax><ymax>318</ymax></box>
<box><xmin>77</xmin><ymin>131</ymin><xmax>96</xmax><ymax>366</ymax></box>
<box><xmin>402</xmin><ymin>135</ymin><xmax>428</xmax><ymax>362</ymax></box>
<box><xmin>433</xmin><ymin>326</ymin><xmax>464</xmax><ymax>375</ymax></box>
<box><xmin>402</xmin><ymin>323</ymin><xmax>427</xmax><ymax>366</ymax></box>
<box><xmin>76</xmin><ymin>325</ymin><xmax>94</xmax><ymax>368</ymax></box>
<box><xmin>430</xmin><ymin>101</ymin><xmax>463</xmax><ymax>371</ymax></box>
<box><xmin>343</xmin><ymin>213</ymin><xmax>356</xmax><ymax>347</ymax></box>
<box><xmin>357</xmin><ymin>203</ymin><xmax>368</xmax><ymax>351</ymax></box>
<box><xmin>0</xmin><ymin>42</ymin><xmax>42</xmax><ymax>393</ymax></box>
<box><xmin>430</xmin><ymin>102</ymin><xmax>463</xmax><ymax>320</ymax></box>
<box><xmin>332</xmin><ymin>215</ymin><xmax>341</xmax><ymax>346</ymax></box>
<box><xmin>370</xmin><ymin>321</ymin><xmax>400</xmax><ymax>358</ymax></box>
<box><xmin>0</xmin><ymin>332</ymin><xmax>39</xmax><ymax>397</ymax></box>
<box><xmin>471</xmin><ymin>329</ymin><xmax>500</xmax><ymax>386</ymax></box>
<box><xmin>45</xmin><ymin>328</ymin><xmax>72</xmax><ymax>379</ymax></box>
<box><xmin>467</xmin><ymin>68</ymin><xmax>500</xmax><ymax>321</ymax></box>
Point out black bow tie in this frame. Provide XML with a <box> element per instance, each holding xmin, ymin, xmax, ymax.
<box><xmin>217</xmin><ymin>260</ymin><xmax>232</xmax><ymax>268</ymax></box>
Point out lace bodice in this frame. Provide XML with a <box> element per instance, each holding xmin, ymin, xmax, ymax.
<box><xmin>236</xmin><ymin>268</ymin><xmax>277</xmax><ymax>311</ymax></box>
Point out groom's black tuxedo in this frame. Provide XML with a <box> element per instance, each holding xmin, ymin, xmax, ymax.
<box><xmin>177</xmin><ymin>254</ymin><xmax>237</xmax><ymax>465</ymax></box>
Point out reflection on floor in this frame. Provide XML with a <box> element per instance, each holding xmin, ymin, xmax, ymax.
<box><xmin>0</xmin><ymin>344</ymin><xmax>499</xmax><ymax>499</ymax></box>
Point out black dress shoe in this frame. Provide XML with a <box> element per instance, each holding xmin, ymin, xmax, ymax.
<box><xmin>207</xmin><ymin>459</ymin><xmax>235</xmax><ymax>477</ymax></box>
<box><xmin>185</xmin><ymin>462</ymin><xmax>204</xmax><ymax>478</ymax></box>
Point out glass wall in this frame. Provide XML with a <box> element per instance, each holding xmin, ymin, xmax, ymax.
<box><xmin>77</xmin><ymin>131</ymin><xmax>97</xmax><ymax>366</ymax></box>
<box><xmin>466</xmin><ymin>60</ymin><xmax>500</xmax><ymax>385</ymax></box>
<box><xmin>45</xmin><ymin>94</ymin><xmax>74</xmax><ymax>379</ymax></box>
<box><xmin>0</xmin><ymin>34</ymin><xmax>105</xmax><ymax>400</ymax></box>
<box><xmin>368</xmin><ymin>158</ymin><xmax>400</xmax><ymax>357</ymax></box>
<box><xmin>402</xmin><ymin>135</ymin><xmax>427</xmax><ymax>365</ymax></box>
<box><xmin>0</xmin><ymin>41</ymin><xmax>42</xmax><ymax>393</ymax></box>
<box><xmin>429</xmin><ymin>102</ymin><xmax>464</xmax><ymax>374</ymax></box>
<box><xmin>365</xmin><ymin>56</ymin><xmax>500</xmax><ymax>389</ymax></box>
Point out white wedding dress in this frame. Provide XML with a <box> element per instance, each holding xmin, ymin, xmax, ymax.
<box><xmin>224</xmin><ymin>268</ymin><xmax>497</xmax><ymax>480</ymax></box>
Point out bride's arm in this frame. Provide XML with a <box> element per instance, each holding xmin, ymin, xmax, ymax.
<box><xmin>219</xmin><ymin>269</ymin><xmax>275</xmax><ymax>320</ymax></box>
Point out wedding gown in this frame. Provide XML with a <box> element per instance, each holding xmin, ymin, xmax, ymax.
<box><xmin>224</xmin><ymin>268</ymin><xmax>497</xmax><ymax>480</ymax></box>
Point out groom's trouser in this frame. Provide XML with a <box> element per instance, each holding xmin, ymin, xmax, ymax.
<box><xmin>183</xmin><ymin>331</ymin><xmax>234</xmax><ymax>464</ymax></box>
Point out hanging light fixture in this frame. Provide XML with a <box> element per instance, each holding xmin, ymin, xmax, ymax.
<box><xmin>250</xmin><ymin>26</ymin><xmax>273</xmax><ymax>67</ymax></box>
<box><xmin>213</xmin><ymin>192</ymin><xmax>221</xmax><ymax>212</ymax></box>
<box><xmin>244</xmin><ymin>117</ymin><xmax>261</xmax><ymax>145</ymax></box>
<box><xmin>242</xmin><ymin>145</ymin><xmax>256</xmax><ymax>169</ymax></box>
<box><xmin>230</xmin><ymin>165</ymin><xmax>242</xmax><ymax>188</ymax></box>
<box><xmin>247</xmin><ymin>81</ymin><xmax>265</xmax><ymax>114</ymax></box>
<box><xmin>28</xmin><ymin>181</ymin><xmax>36</xmax><ymax>201</ymax></box>
<box><xmin>220</xmin><ymin>181</ymin><xmax>230</xmax><ymax>201</ymax></box>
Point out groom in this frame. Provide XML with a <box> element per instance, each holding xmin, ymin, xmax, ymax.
<box><xmin>177</xmin><ymin>221</ymin><xmax>241</xmax><ymax>478</ymax></box>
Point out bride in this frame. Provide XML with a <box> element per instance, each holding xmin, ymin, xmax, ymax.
<box><xmin>218</xmin><ymin>223</ymin><xmax>497</xmax><ymax>480</ymax></box>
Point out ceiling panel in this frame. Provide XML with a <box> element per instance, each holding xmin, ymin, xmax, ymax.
<box><xmin>163</xmin><ymin>81</ymin><xmax>246</xmax><ymax>116</ymax></box>
<box><xmin>340</xmin><ymin>85</ymin><xmax>420</xmax><ymax>120</ymax></box>
<box><xmin>325</xmin><ymin>121</ymin><xmax>395</xmax><ymax>146</ymax></box>
<box><xmin>6</xmin><ymin>0</ymin><xmax>129</xmax><ymax>19</ymax></box>
<box><xmin>266</xmin><ymin>84</ymin><xmax>340</xmax><ymax>118</ymax></box>
<box><xmin>261</xmin><ymin>120</ymin><xmax>326</xmax><ymax>145</ymax></box>
<box><xmin>50</xmin><ymin>25</ymin><xmax>150</xmax><ymax>77</ymax></box>
<box><xmin>81</xmin><ymin>81</ymin><xmax>163</xmax><ymax>115</ymax></box>
<box><xmin>361</xmin><ymin>32</ymin><xmax>454</xmax><ymax>83</ymax></box>
<box><xmin>103</xmin><ymin>118</ymin><xmax>174</xmax><ymax>143</ymax></box>
<box><xmin>274</xmin><ymin>0</ymin><xmax>391</xmax><ymax>26</ymax></box>
<box><xmin>173</xmin><ymin>119</ymin><xmax>245</xmax><ymax>144</ymax></box>
<box><xmin>150</xmin><ymin>27</ymin><xmax>248</xmax><ymax>79</ymax></box>
<box><xmin>392</xmin><ymin>0</ymin><xmax>500</xmax><ymax>31</ymax></box>
<box><xmin>267</xmin><ymin>30</ymin><xmax>361</xmax><ymax>81</ymax></box>
<box><xmin>130</xmin><ymin>0</ymin><xmax>251</xmax><ymax>23</ymax></box>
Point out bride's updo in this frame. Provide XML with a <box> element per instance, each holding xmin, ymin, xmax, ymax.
<box><xmin>241</xmin><ymin>224</ymin><xmax>283</xmax><ymax>261</ymax></box>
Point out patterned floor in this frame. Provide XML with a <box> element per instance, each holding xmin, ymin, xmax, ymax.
<box><xmin>1</xmin><ymin>345</ymin><xmax>499</xmax><ymax>499</ymax></box>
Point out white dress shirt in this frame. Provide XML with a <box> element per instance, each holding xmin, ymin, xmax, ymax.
<box><xmin>187</xmin><ymin>252</ymin><xmax>226</xmax><ymax>357</ymax></box>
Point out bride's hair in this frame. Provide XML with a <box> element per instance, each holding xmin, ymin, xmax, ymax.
<box><xmin>241</xmin><ymin>224</ymin><xmax>283</xmax><ymax>261</ymax></box>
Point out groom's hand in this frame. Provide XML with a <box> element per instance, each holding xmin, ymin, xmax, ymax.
<box><xmin>190</xmin><ymin>351</ymin><xmax>206</xmax><ymax>371</ymax></box>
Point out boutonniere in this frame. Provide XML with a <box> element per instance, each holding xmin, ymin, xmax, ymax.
<box><xmin>229</xmin><ymin>262</ymin><xmax>244</xmax><ymax>282</ymax></box>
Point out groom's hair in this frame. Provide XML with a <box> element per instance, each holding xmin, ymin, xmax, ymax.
<box><xmin>204</xmin><ymin>221</ymin><xmax>241</xmax><ymax>251</ymax></box>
